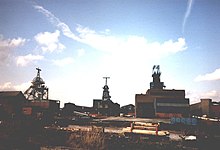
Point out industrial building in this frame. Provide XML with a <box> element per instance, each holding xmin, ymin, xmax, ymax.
<box><xmin>23</xmin><ymin>68</ymin><xmax>60</xmax><ymax>119</ymax></box>
<box><xmin>0</xmin><ymin>91</ymin><xmax>27</xmax><ymax>119</ymax></box>
<box><xmin>135</xmin><ymin>65</ymin><xmax>190</xmax><ymax>118</ymax></box>
<box><xmin>120</xmin><ymin>104</ymin><xmax>135</xmax><ymax>116</ymax></box>
<box><xmin>93</xmin><ymin>77</ymin><xmax>120</xmax><ymax>116</ymax></box>
<box><xmin>190</xmin><ymin>99</ymin><xmax>220</xmax><ymax>118</ymax></box>
<box><xmin>62</xmin><ymin>102</ymin><xmax>93</xmax><ymax>116</ymax></box>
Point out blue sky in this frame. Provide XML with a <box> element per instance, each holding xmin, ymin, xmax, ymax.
<box><xmin>1</xmin><ymin>0</ymin><xmax>220</xmax><ymax>107</ymax></box>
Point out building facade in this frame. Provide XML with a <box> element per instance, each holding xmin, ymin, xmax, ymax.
<box><xmin>135</xmin><ymin>65</ymin><xmax>189</xmax><ymax>118</ymax></box>
<box><xmin>190</xmin><ymin>99</ymin><xmax>220</xmax><ymax>118</ymax></box>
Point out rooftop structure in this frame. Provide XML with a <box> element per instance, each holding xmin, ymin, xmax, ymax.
<box><xmin>150</xmin><ymin>65</ymin><xmax>166</xmax><ymax>89</ymax></box>
<box><xmin>102</xmin><ymin>77</ymin><xmax>111</xmax><ymax>101</ymax></box>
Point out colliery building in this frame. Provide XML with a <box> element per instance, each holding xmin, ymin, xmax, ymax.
<box><xmin>0</xmin><ymin>91</ymin><xmax>26</xmax><ymax>119</ymax></box>
<box><xmin>23</xmin><ymin>68</ymin><xmax>60</xmax><ymax>119</ymax></box>
<box><xmin>93</xmin><ymin>77</ymin><xmax>120</xmax><ymax>116</ymax></box>
<box><xmin>135</xmin><ymin>65</ymin><xmax>190</xmax><ymax>118</ymax></box>
<box><xmin>62</xmin><ymin>102</ymin><xmax>93</xmax><ymax>117</ymax></box>
<box><xmin>190</xmin><ymin>99</ymin><xmax>220</xmax><ymax>118</ymax></box>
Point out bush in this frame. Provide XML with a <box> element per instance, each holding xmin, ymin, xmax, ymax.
<box><xmin>67</xmin><ymin>131</ymin><xmax>105</xmax><ymax>150</ymax></box>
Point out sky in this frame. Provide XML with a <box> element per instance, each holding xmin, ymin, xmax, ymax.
<box><xmin>1</xmin><ymin>0</ymin><xmax>220</xmax><ymax>107</ymax></box>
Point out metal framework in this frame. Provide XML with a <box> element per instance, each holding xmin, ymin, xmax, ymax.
<box><xmin>24</xmin><ymin>68</ymin><xmax>49</xmax><ymax>100</ymax></box>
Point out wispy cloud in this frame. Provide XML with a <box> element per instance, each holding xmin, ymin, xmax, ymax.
<box><xmin>0</xmin><ymin>36</ymin><xmax>26</xmax><ymax>48</ymax></box>
<box><xmin>16</xmin><ymin>54</ymin><xmax>44</xmax><ymax>67</ymax></box>
<box><xmin>35</xmin><ymin>30</ymin><xmax>65</xmax><ymax>53</ymax></box>
<box><xmin>33</xmin><ymin>5</ymin><xmax>81</xmax><ymax>42</ymax></box>
<box><xmin>201</xmin><ymin>90</ymin><xmax>220</xmax><ymax>100</ymax></box>
<box><xmin>195</xmin><ymin>68</ymin><xmax>220</xmax><ymax>82</ymax></box>
<box><xmin>0</xmin><ymin>81</ymin><xmax>30</xmax><ymax>92</ymax></box>
<box><xmin>75</xmin><ymin>25</ymin><xmax>187</xmax><ymax>57</ymax></box>
<box><xmin>182</xmin><ymin>0</ymin><xmax>194</xmax><ymax>33</ymax></box>
<box><xmin>34</xmin><ymin>4</ymin><xmax>187</xmax><ymax>58</ymax></box>
<box><xmin>0</xmin><ymin>35</ymin><xmax>26</xmax><ymax>66</ymax></box>
<box><xmin>0</xmin><ymin>82</ymin><xmax>14</xmax><ymax>91</ymax></box>
<box><xmin>52</xmin><ymin>57</ymin><xmax>74</xmax><ymax>67</ymax></box>
<box><xmin>186</xmin><ymin>90</ymin><xmax>220</xmax><ymax>104</ymax></box>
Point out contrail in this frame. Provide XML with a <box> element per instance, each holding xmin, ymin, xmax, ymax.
<box><xmin>33</xmin><ymin>4</ymin><xmax>81</xmax><ymax>42</ymax></box>
<box><xmin>182</xmin><ymin>0</ymin><xmax>194</xmax><ymax>34</ymax></box>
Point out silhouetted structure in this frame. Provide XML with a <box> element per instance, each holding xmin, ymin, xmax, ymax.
<box><xmin>24</xmin><ymin>68</ymin><xmax>48</xmax><ymax>100</ymax></box>
<box><xmin>190</xmin><ymin>99</ymin><xmax>220</xmax><ymax>118</ymax></box>
<box><xmin>120</xmin><ymin>104</ymin><xmax>135</xmax><ymax>116</ymax></box>
<box><xmin>150</xmin><ymin>65</ymin><xmax>166</xmax><ymax>89</ymax></box>
<box><xmin>135</xmin><ymin>65</ymin><xmax>189</xmax><ymax>118</ymax></box>
<box><xmin>0</xmin><ymin>91</ymin><xmax>27</xmax><ymax>119</ymax></box>
<box><xmin>62</xmin><ymin>102</ymin><xmax>92</xmax><ymax>117</ymax></box>
<box><xmin>22</xmin><ymin>68</ymin><xmax>60</xmax><ymax>121</ymax></box>
<box><xmin>93</xmin><ymin>77</ymin><xmax>120</xmax><ymax>116</ymax></box>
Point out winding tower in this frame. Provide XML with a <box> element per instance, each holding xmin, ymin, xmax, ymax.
<box><xmin>24</xmin><ymin>68</ymin><xmax>49</xmax><ymax>100</ymax></box>
<box><xmin>102</xmin><ymin>77</ymin><xmax>111</xmax><ymax>101</ymax></box>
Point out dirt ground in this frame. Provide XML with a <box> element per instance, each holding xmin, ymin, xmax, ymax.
<box><xmin>1</xmin><ymin>117</ymin><xmax>220</xmax><ymax>149</ymax></box>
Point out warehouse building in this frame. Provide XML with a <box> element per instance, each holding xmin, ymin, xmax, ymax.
<box><xmin>190</xmin><ymin>99</ymin><xmax>220</xmax><ymax>118</ymax></box>
<box><xmin>0</xmin><ymin>91</ymin><xmax>27</xmax><ymax>119</ymax></box>
<box><xmin>135</xmin><ymin>65</ymin><xmax>190</xmax><ymax>118</ymax></box>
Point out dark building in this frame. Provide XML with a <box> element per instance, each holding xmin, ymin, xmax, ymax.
<box><xmin>120</xmin><ymin>104</ymin><xmax>135</xmax><ymax>116</ymax></box>
<box><xmin>0</xmin><ymin>91</ymin><xmax>27</xmax><ymax>119</ymax></box>
<box><xmin>190</xmin><ymin>99</ymin><xmax>220</xmax><ymax>118</ymax></box>
<box><xmin>135</xmin><ymin>65</ymin><xmax>190</xmax><ymax>118</ymax></box>
<box><xmin>25</xmin><ymin>99</ymin><xmax>60</xmax><ymax>117</ymax></box>
<box><xmin>93</xmin><ymin>99</ymin><xmax>120</xmax><ymax>116</ymax></box>
<box><xmin>62</xmin><ymin>102</ymin><xmax>93</xmax><ymax>117</ymax></box>
<box><xmin>62</xmin><ymin>102</ymin><xmax>76</xmax><ymax>116</ymax></box>
<box><xmin>93</xmin><ymin>77</ymin><xmax>120</xmax><ymax>116</ymax></box>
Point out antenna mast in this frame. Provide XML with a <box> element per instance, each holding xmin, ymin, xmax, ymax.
<box><xmin>103</xmin><ymin>77</ymin><xmax>110</xmax><ymax>85</ymax></box>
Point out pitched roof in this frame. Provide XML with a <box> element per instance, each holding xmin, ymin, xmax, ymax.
<box><xmin>0</xmin><ymin>91</ymin><xmax>23</xmax><ymax>97</ymax></box>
